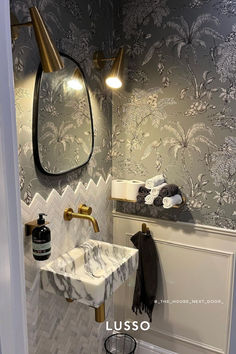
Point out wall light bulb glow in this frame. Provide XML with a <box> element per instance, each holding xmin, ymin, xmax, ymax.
<box><xmin>105</xmin><ymin>77</ymin><xmax>122</xmax><ymax>89</ymax></box>
<box><xmin>67</xmin><ymin>79</ymin><xmax>83</xmax><ymax>90</ymax></box>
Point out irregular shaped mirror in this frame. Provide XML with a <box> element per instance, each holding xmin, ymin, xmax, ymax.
<box><xmin>33</xmin><ymin>53</ymin><xmax>94</xmax><ymax>175</ymax></box>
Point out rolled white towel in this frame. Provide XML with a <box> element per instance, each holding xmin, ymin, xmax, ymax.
<box><xmin>150</xmin><ymin>182</ymin><xmax>168</xmax><ymax>197</ymax></box>
<box><xmin>163</xmin><ymin>194</ymin><xmax>182</xmax><ymax>209</ymax></box>
<box><xmin>145</xmin><ymin>174</ymin><xmax>165</xmax><ymax>189</ymax></box>
<box><xmin>145</xmin><ymin>194</ymin><xmax>155</xmax><ymax>205</ymax></box>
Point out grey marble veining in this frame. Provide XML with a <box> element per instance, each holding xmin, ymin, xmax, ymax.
<box><xmin>40</xmin><ymin>240</ymin><xmax>138</xmax><ymax>307</ymax></box>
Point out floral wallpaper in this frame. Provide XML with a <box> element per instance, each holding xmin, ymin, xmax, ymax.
<box><xmin>11</xmin><ymin>0</ymin><xmax>236</xmax><ymax>229</ymax></box>
<box><xmin>112</xmin><ymin>0</ymin><xmax>236</xmax><ymax>229</ymax></box>
<box><xmin>11</xmin><ymin>0</ymin><xmax>114</xmax><ymax>203</ymax></box>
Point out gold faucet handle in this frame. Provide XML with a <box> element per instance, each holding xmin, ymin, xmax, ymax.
<box><xmin>64</xmin><ymin>207</ymin><xmax>74</xmax><ymax>221</ymax></box>
<box><xmin>78</xmin><ymin>204</ymin><xmax>92</xmax><ymax>215</ymax></box>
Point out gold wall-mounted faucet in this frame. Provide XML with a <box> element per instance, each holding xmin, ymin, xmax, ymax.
<box><xmin>64</xmin><ymin>204</ymin><xmax>100</xmax><ymax>233</ymax></box>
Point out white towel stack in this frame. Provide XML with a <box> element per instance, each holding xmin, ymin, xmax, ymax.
<box><xmin>163</xmin><ymin>194</ymin><xmax>182</xmax><ymax>209</ymax></box>
<box><xmin>145</xmin><ymin>174</ymin><xmax>165</xmax><ymax>189</ymax></box>
<box><xmin>150</xmin><ymin>182</ymin><xmax>168</xmax><ymax>197</ymax></box>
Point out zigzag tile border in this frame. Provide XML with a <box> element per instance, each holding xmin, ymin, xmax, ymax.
<box><xmin>21</xmin><ymin>175</ymin><xmax>113</xmax><ymax>354</ymax></box>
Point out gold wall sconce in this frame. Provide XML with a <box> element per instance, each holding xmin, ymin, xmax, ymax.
<box><xmin>93</xmin><ymin>48</ymin><xmax>124</xmax><ymax>89</ymax></box>
<box><xmin>11</xmin><ymin>7</ymin><xmax>64</xmax><ymax>73</ymax></box>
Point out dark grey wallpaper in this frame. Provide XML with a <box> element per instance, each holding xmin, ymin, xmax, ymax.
<box><xmin>112</xmin><ymin>0</ymin><xmax>236</xmax><ymax>229</ymax></box>
<box><xmin>11</xmin><ymin>0</ymin><xmax>114</xmax><ymax>204</ymax></box>
<box><xmin>11</xmin><ymin>0</ymin><xmax>236</xmax><ymax>229</ymax></box>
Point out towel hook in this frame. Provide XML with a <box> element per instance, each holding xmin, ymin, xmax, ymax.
<box><xmin>142</xmin><ymin>223</ymin><xmax>149</xmax><ymax>234</ymax></box>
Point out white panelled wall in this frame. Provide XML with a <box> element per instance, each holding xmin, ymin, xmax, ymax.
<box><xmin>113</xmin><ymin>211</ymin><xmax>236</xmax><ymax>354</ymax></box>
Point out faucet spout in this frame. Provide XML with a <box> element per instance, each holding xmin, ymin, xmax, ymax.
<box><xmin>79</xmin><ymin>214</ymin><xmax>99</xmax><ymax>232</ymax></box>
<box><xmin>90</xmin><ymin>216</ymin><xmax>99</xmax><ymax>233</ymax></box>
<box><xmin>64</xmin><ymin>205</ymin><xmax>100</xmax><ymax>233</ymax></box>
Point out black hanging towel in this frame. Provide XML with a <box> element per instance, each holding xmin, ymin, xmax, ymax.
<box><xmin>131</xmin><ymin>224</ymin><xmax>158</xmax><ymax>322</ymax></box>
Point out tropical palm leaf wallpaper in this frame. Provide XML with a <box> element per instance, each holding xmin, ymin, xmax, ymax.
<box><xmin>11</xmin><ymin>0</ymin><xmax>236</xmax><ymax>229</ymax></box>
<box><xmin>113</xmin><ymin>0</ymin><xmax>236</xmax><ymax>229</ymax></box>
<box><xmin>11</xmin><ymin>0</ymin><xmax>113</xmax><ymax>203</ymax></box>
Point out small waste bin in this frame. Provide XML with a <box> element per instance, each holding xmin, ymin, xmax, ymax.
<box><xmin>104</xmin><ymin>333</ymin><xmax>136</xmax><ymax>354</ymax></box>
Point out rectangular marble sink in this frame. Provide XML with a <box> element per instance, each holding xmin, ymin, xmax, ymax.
<box><xmin>40</xmin><ymin>239</ymin><xmax>138</xmax><ymax>307</ymax></box>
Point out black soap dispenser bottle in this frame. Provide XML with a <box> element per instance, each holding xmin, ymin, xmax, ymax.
<box><xmin>32</xmin><ymin>213</ymin><xmax>51</xmax><ymax>261</ymax></box>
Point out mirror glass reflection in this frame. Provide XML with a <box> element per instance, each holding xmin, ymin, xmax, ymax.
<box><xmin>33</xmin><ymin>53</ymin><xmax>93</xmax><ymax>175</ymax></box>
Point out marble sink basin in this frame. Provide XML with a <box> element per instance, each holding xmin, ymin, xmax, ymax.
<box><xmin>40</xmin><ymin>239</ymin><xmax>138</xmax><ymax>307</ymax></box>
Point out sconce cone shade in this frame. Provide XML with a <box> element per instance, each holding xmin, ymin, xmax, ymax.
<box><xmin>29</xmin><ymin>7</ymin><xmax>64</xmax><ymax>73</ymax></box>
<box><xmin>106</xmin><ymin>48</ymin><xmax>124</xmax><ymax>89</ymax></box>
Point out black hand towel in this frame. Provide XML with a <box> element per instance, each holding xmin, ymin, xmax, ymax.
<box><xmin>159</xmin><ymin>183</ymin><xmax>180</xmax><ymax>198</ymax></box>
<box><xmin>137</xmin><ymin>194</ymin><xmax>146</xmax><ymax>203</ymax></box>
<box><xmin>131</xmin><ymin>230</ymin><xmax>158</xmax><ymax>322</ymax></box>
<box><xmin>153</xmin><ymin>195</ymin><xmax>163</xmax><ymax>207</ymax></box>
<box><xmin>138</xmin><ymin>186</ymin><xmax>151</xmax><ymax>194</ymax></box>
<box><xmin>136</xmin><ymin>186</ymin><xmax>151</xmax><ymax>203</ymax></box>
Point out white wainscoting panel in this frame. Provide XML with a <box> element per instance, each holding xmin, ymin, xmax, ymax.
<box><xmin>113</xmin><ymin>212</ymin><xmax>236</xmax><ymax>354</ymax></box>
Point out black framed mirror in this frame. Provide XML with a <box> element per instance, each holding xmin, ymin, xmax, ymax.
<box><xmin>33</xmin><ymin>53</ymin><xmax>94</xmax><ymax>175</ymax></box>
